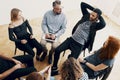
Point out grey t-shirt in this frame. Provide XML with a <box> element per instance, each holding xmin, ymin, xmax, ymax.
<box><xmin>72</xmin><ymin>21</ymin><xmax>92</xmax><ymax>45</ymax></box>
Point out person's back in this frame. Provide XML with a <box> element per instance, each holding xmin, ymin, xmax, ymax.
<box><xmin>60</xmin><ymin>57</ymin><xmax>89</xmax><ymax>80</ymax></box>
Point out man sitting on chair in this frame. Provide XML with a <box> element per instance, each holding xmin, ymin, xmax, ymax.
<box><xmin>40</xmin><ymin>0</ymin><xmax>67</xmax><ymax>64</ymax></box>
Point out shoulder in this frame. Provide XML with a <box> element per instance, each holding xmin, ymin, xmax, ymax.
<box><xmin>22</xmin><ymin>17</ymin><xmax>28</xmax><ymax>22</ymax></box>
<box><xmin>45</xmin><ymin>10</ymin><xmax>52</xmax><ymax>15</ymax></box>
<box><xmin>103</xmin><ymin>58</ymin><xmax>115</xmax><ymax>67</ymax></box>
<box><xmin>8</xmin><ymin>22</ymin><xmax>14</xmax><ymax>28</ymax></box>
<box><xmin>61</xmin><ymin>12</ymin><xmax>66</xmax><ymax>17</ymax></box>
<box><xmin>80</xmin><ymin>72</ymin><xmax>89</xmax><ymax>80</ymax></box>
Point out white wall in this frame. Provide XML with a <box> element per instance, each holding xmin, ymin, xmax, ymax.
<box><xmin>1</xmin><ymin>0</ymin><xmax>120</xmax><ymax>25</ymax></box>
<box><xmin>89</xmin><ymin>0</ymin><xmax>120</xmax><ymax>25</ymax></box>
<box><xmin>0</xmin><ymin>0</ymin><xmax>81</xmax><ymax>25</ymax></box>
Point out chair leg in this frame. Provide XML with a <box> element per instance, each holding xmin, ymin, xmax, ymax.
<box><xmin>62</xmin><ymin>51</ymin><xmax>66</xmax><ymax>57</ymax></box>
<box><xmin>24</xmin><ymin>51</ymin><xmax>26</xmax><ymax>55</ymax></box>
<box><xmin>83</xmin><ymin>50</ymin><xmax>85</xmax><ymax>57</ymax></box>
<box><xmin>14</xmin><ymin>47</ymin><xmax>17</xmax><ymax>55</ymax></box>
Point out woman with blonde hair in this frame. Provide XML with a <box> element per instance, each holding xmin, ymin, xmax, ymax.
<box><xmin>60</xmin><ymin>57</ymin><xmax>88</xmax><ymax>80</ymax></box>
<box><xmin>79</xmin><ymin>36</ymin><xmax>120</xmax><ymax>78</ymax></box>
<box><xmin>8</xmin><ymin>8</ymin><xmax>44</xmax><ymax>61</ymax></box>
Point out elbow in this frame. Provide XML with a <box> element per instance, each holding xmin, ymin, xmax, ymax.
<box><xmin>81</xmin><ymin>2</ymin><xmax>85</xmax><ymax>5</ymax></box>
<box><xmin>93</xmin><ymin>68</ymin><xmax>99</xmax><ymax>72</ymax></box>
<box><xmin>102</xmin><ymin>22</ymin><xmax>106</xmax><ymax>28</ymax></box>
<box><xmin>81</xmin><ymin>2</ymin><xmax>85</xmax><ymax>7</ymax></box>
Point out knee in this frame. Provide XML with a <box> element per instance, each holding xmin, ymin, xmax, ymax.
<box><xmin>40</xmin><ymin>40</ymin><xmax>46</xmax><ymax>46</ymax></box>
<box><xmin>26</xmin><ymin>55</ymin><xmax>34</xmax><ymax>61</ymax></box>
<box><xmin>55</xmin><ymin>48</ymin><xmax>61</xmax><ymax>54</ymax></box>
<box><xmin>29</xmin><ymin>51</ymin><xmax>35</xmax><ymax>57</ymax></box>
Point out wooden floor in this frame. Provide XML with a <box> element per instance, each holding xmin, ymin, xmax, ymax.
<box><xmin>0</xmin><ymin>10</ymin><xmax>120</xmax><ymax>79</ymax></box>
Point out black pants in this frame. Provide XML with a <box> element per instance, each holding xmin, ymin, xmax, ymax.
<box><xmin>53</xmin><ymin>37</ymin><xmax>84</xmax><ymax>67</ymax></box>
<box><xmin>16</xmin><ymin>38</ymin><xmax>43</xmax><ymax>57</ymax></box>
<box><xmin>3</xmin><ymin>55</ymin><xmax>36</xmax><ymax>80</ymax></box>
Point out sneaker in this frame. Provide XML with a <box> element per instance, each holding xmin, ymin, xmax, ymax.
<box><xmin>51</xmin><ymin>70</ymin><xmax>59</xmax><ymax>76</ymax></box>
<box><xmin>40</xmin><ymin>52</ymin><xmax>47</xmax><ymax>61</ymax></box>
<box><xmin>51</xmin><ymin>67</ymin><xmax>58</xmax><ymax>71</ymax></box>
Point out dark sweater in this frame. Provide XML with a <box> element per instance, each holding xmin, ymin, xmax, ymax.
<box><xmin>8</xmin><ymin>20</ymin><xmax>33</xmax><ymax>43</ymax></box>
<box><xmin>72</xmin><ymin>2</ymin><xmax>106</xmax><ymax>52</ymax></box>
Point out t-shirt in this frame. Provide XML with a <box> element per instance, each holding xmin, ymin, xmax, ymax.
<box><xmin>82</xmin><ymin>49</ymin><xmax>115</xmax><ymax>78</ymax></box>
<box><xmin>85</xmin><ymin>49</ymin><xmax>115</xmax><ymax>67</ymax></box>
<box><xmin>72</xmin><ymin>21</ymin><xmax>92</xmax><ymax>45</ymax></box>
<box><xmin>79</xmin><ymin>72</ymin><xmax>89</xmax><ymax>80</ymax></box>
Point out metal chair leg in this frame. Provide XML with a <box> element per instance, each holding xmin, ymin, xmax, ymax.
<box><xmin>14</xmin><ymin>47</ymin><xmax>17</xmax><ymax>55</ymax></box>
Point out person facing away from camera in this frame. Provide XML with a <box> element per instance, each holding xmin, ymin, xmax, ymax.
<box><xmin>60</xmin><ymin>57</ymin><xmax>88</xmax><ymax>80</ymax></box>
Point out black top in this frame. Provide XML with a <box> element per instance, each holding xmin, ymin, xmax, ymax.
<box><xmin>8</xmin><ymin>20</ymin><xmax>33</xmax><ymax>43</ymax></box>
<box><xmin>0</xmin><ymin>58</ymin><xmax>15</xmax><ymax>74</ymax></box>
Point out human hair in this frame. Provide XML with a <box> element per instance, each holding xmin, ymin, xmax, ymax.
<box><xmin>99</xmin><ymin>36</ymin><xmax>120</xmax><ymax>60</ymax></box>
<box><xmin>26</xmin><ymin>72</ymin><xmax>44</xmax><ymax>80</ymax></box>
<box><xmin>60</xmin><ymin>57</ymin><xmax>84</xmax><ymax>80</ymax></box>
<box><xmin>52</xmin><ymin>0</ymin><xmax>61</xmax><ymax>7</ymax></box>
<box><xmin>11</xmin><ymin>8</ymin><xmax>21</xmax><ymax>21</ymax></box>
<box><xmin>93</xmin><ymin>8</ymin><xmax>102</xmax><ymax>18</ymax></box>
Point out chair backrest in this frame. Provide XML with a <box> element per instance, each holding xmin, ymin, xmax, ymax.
<box><xmin>97</xmin><ymin>65</ymin><xmax>113</xmax><ymax>80</ymax></box>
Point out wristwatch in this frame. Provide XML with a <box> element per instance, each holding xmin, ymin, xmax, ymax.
<box><xmin>82</xmin><ymin>60</ymin><xmax>87</xmax><ymax>65</ymax></box>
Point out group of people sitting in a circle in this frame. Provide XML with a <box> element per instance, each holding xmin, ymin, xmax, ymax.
<box><xmin>0</xmin><ymin>0</ymin><xmax>120</xmax><ymax>80</ymax></box>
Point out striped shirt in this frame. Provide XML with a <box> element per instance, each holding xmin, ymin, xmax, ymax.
<box><xmin>79</xmin><ymin>72</ymin><xmax>89</xmax><ymax>80</ymax></box>
<box><xmin>72</xmin><ymin>21</ymin><xmax>92</xmax><ymax>45</ymax></box>
<box><xmin>41</xmin><ymin>10</ymin><xmax>67</xmax><ymax>38</ymax></box>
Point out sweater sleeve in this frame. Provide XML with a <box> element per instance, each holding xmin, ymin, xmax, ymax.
<box><xmin>81</xmin><ymin>2</ymin><xmax>95</xmax><ymax>15</ymax></box>
<box><xmin>26</xmin><ymin>20</ymin><xmax>33</xmax><ymax>35</ymax></box>
<box><xmin>8</xmin><ymin>28</ymin><xmax>21</xmax><ymax>43</ymax></box>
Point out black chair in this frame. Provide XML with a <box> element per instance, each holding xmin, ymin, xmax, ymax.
<box><xmin>91</xmin><ymin>65</ymin><xmax>113</xmax><ymax>80</ymax></box>
<box><xmin>14</xmin><ymin>42</ymin><xmax>26</xmax><ymax>55</ymax></box>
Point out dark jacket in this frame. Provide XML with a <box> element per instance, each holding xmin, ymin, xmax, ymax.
<box><xmin>72</xmin><ymin>2</ymin><xmax>106</xmax><ymax>52</ymax></box>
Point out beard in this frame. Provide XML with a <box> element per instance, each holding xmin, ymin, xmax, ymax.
<box><xmin>90</xmin><ymin>17</ymin><xmax>98</xmax><ymax>22</ymax></box>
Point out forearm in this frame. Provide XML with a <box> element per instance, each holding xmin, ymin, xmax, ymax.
<box><xmin>85</xmin><ymin>62</ymin><xmax>98</xmax><ymax>71</ymax></box>
<box><xmin>0</xmin><ymin>54</ymin><xmax>13</xmax><ymax>61</ymax></box>
<box><xmin>85</xmin><ymin>62</ymin><xmax>107</xmax><ymax>71</ymax></box>
<box><xmin>26</xmin><ymin>20</ymin><xmax>33</xmax><ymax>35</ymax></box>
<box><xmin>81</xmin><ymin>2</ymin><xmax>95</xmax><ymax>15</ymax></box>
<box><xmin>55</xmin><ymin>29</ymin><xmax>65</xmax><ymax>37</ymax></box>
<box><xmin>96</xmin><ymin>16</ymin><xmax>106</xmax><ymax>30</ymax></box>
<box><xmin>8</xmin><ymin>28</ymin><xmax>21</xmax><ymax>43</ymax></box>
<box><xmin>0</xmin><ymin>66</ymin><xmax>16</xmax><ymax>80</ymax></box>
<box><xmin>42</xmin><ymin>25</ymin><xmax>49</xmax><ymax>34</ymax></box>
